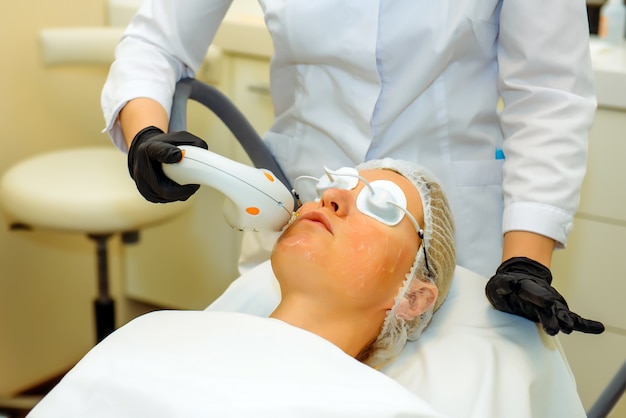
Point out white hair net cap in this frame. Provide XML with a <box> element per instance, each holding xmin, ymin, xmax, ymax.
<box><xmin>355</xmin><ymin>158</ymin><xmax>456</xmax><ymax>369</ymax></box>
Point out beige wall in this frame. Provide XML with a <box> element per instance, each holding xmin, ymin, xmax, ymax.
<box><xmin>0</xmin><ymin>0</ymin><xmax>155</xmax><ymax>395</ymax></box>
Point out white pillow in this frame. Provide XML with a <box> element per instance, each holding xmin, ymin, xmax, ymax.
<box><xmin>207</xmin><ymin>261</ymin><xmax>586</xmax><ymax>418</ymax></box>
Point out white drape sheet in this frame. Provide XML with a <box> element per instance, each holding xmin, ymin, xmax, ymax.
<box><xmin>27</xmin><ymin>311</ymin><xmax>444</xmax><ymax>417</ymax></box>
<box><xmin>27</xmin><ymin>263</ymin><xmax>586</xmax><ymax>417</ymax></box>
<box><xmin>207</xmin><ymin>262</ymin><xmax>587</xmax><ymax>417</ymax></box>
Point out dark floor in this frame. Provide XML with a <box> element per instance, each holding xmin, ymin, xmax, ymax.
<box><xmin>0</xmin><ymin>372</ymin><xmax>64</xmax><ymax>418</ymax></box>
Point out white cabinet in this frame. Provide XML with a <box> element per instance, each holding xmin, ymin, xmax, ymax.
<box><xmin>576</xmin><ymin>109</ymin><xmax>626</xmax><ymax>223</ymax></box>
<box><xmin>551</xmin><ymin>106</ymin><xmax>626</xmax><ymax>416</ymax></box>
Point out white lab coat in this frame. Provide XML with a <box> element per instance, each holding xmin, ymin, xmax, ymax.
<box><xmin>102</xmin><ymin>0</ymin><xmax>596</xmax><ymax>277</ymax></box>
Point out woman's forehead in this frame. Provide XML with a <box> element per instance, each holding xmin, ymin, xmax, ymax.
<box><xmin>358</xmin><ymin>168</ymin><xmax>411</xmax><ymax>189</ymax></box>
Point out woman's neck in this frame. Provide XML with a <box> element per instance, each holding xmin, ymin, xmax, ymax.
<box><xmin>269</xmin><ymin>295</ymin><xmax>382</xmax><ymax>359</ymax></box>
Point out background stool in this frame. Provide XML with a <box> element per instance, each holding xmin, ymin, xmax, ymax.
<box><xmin>0</xmin><ymin>146</ymin><xmax>190</xmax><ymax>343</ymax></box>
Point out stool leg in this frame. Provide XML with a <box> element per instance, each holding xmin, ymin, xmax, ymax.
<box><xmin>87</xmin><ymin>234</ymin><xmax>115</xmax><ymax>343</ymax></box>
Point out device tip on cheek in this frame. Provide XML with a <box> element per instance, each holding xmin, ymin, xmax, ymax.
<box><xmin>287</xmin><ymin>211</ymin><xmax>301</xmax><ymax>226</ymax></box>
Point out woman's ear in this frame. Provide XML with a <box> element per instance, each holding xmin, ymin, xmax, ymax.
<box><xmin>396</xmin><ymin>280</ymin><xmax>438</xmax><ymax>320</ymax></box>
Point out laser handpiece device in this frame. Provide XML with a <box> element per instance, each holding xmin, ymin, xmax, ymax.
<box><xmin>162</xmin><ymin>145</ymin><xmax>294</xmax><ymax>232</ymax></box>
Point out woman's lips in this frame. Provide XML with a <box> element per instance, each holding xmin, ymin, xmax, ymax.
<box><xmin>298</xmin><ymin>211</ymin><xmax>333</xmax><ymax>234</ymax></box>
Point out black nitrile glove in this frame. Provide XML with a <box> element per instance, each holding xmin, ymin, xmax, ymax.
<box><xmin>127</xmin><ymin>126</ymin><xmax>208</xmax><ymax>203</ymax></box>
<box><xmin>485</xmin><ymin>257</ymin><xmax>605</xmax><ymax>336</ymax></box>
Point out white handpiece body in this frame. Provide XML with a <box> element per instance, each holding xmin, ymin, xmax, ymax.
<box><xmin>162</xmin><ymin>145</ymin><xmax>294</xmax><ymax>232</ymax></box>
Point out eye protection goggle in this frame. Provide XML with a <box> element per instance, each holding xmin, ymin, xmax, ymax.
<box><xmin>293</xmin><ymin>167</ymin><xmax>425</xmax><ymax>239</ymax></box>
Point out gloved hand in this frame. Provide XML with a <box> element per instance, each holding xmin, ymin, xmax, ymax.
<box><xmin>127</xmin><ymin>126</ymin><xmax>208</xmax><ymax>203</ymax></box>
<box><xmin>485</xmin><ymin>256</ymin><xmax>605</xmax><ymax>336</ymax></box>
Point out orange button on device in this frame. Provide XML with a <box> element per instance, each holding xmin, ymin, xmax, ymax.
<box><xmin>246</xmin><ymin>207</ymin><xmax>260</xmax><ymax>216</ymax></box>
<box><xmin>263</xmin><ymin>172</ymin><xmax>275</xmax><ymax>182</ymax></box>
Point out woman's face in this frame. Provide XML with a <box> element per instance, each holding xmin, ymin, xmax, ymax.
<box><xmin>271</xmin><ymin>169</ymin><xmax>423</xmax><ymax>315</ymax></box>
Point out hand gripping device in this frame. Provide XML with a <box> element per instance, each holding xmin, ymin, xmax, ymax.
<box><xmin>163</xmin><ymin>145</ymin><xmax>294</xmax><ymax>232</ymax></box>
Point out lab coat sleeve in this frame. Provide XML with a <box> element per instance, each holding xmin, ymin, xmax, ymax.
<box><xmin>101</xmin><ymin>0</ymin><xmax>233</xmax><ymax>151</ymax></box>
<box><xmin>497</xmin><ymin>0</ymin><xmax>596</xmax><ymax>246</ymax></box>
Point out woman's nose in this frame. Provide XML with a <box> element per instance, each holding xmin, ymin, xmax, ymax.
<box><xmin>320</xmin><ymin>187</ymin><xmax>352</xmax><ymax>216</ymax></box>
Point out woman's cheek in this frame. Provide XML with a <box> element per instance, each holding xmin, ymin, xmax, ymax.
<box><xmin>337</xmin><ymin>221</ymin><xmax>396</xmax><ymax>297</ymax></box>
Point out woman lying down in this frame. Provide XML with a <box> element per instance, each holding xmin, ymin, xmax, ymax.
<box><xmin>27</xmin><ymin>159</ymin><xmax>585</xmax><ymax>417</ymax></box>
